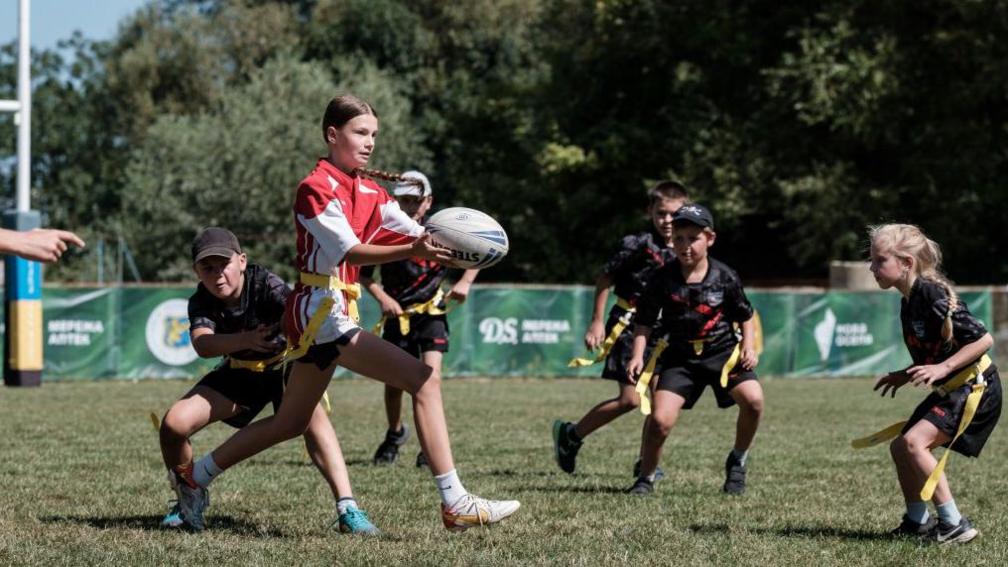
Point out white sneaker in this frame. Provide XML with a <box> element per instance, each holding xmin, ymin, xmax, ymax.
<box><xmin>440</xmin><ymin>493</ymin><xmax>520</xmax><ymax>531</ymax></box>
<box><xmin>173</xmin><ymin>466</ymin><xmax>210</xmax><ymax>532</ymax></box>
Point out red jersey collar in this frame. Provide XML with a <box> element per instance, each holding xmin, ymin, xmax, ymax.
<box><xmin>316</xmin><ymin>158</ymin><xmax>359</xmax><ymax>188</ymax></box>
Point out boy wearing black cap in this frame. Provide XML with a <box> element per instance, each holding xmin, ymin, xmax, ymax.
<box><xmin>360</xmin><ymin>171</ymin><xmax>479</xmax><ymax>467</ymax></box>
<box><xmin>158</xmin><ymin>227</ymin><xmax>379</xmax><ymax>534</ymax></box>
<box><xmin>625</xmin><ymin>204</ymin><xmax>764</xmax><ymax>496</ymax></box>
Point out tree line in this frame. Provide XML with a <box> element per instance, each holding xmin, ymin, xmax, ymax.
<box><xmin>2</xmin><ymin>0</ymin><xmax>1006</xmax><ymax>284</ymax></box>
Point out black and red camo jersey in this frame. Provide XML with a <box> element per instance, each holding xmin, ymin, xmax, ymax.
<box><xmin>188</xmin><ymin>263</ymin><xmax>289</xmax><ymax>361</ymax></box>
<box><xmin>361</xmin><ymin>258</ymin><xmax>448</xmax><ymax>308</ymax></box>
<box><xmin>634</xmin><ymin>257</ymin><xmax>754</xmax><ymax>356</ymax></box>
<box><xmin>602</xmin><ymin>228</ymin><xmax>675</xmax><ymax>306</ymax></box>
<box><xmin>284</xmin><ymin>159</ymin><xmax>424</xmax><ymax>345</ymax></box>
<box><xmin>900</xmin><ymin>277</ymin><xmax>989</xmax><ymax>383</ymax></box>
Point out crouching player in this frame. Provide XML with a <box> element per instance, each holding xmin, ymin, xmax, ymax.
<box><xmin>361</xmin><ymin>170</ymin><xmax>479</xmax><ymax>467</ymax></box>
<box><xmin>626</xmin><ymin>204</ymin><xmax>764</xmax><ymax>495</ymax></box>
<box><xmin>158</xmin><ymin>227</ymin><xmax>378</xmax><ymax>534</ymax></box>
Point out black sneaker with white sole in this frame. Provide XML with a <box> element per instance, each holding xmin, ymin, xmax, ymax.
<box><xmin>632</xmin><ymin>458</ymin><xmax>665</xmax><ymax>481</ymax></box>
<box><xmin>932</xmin><ymin>516</ymin><xmax>979</xmax><ymax>545</ymax></box>
<box><xmin>373</xmin><ymin>425</ymin><xmax>410</xmax><ymax>465</ymax></box>
<box><xmin>722</xmin><ymin>452</ymin><xmax>746</xmax><ymax>495</ymax></box>
<box><xmin>889</xmin><ymin>514</ymin><xmax>937</xmax><ymax>538</ymax></box>
<box><xmin>551</xmin><ymin>420</ymin><xmax>582</xmax><ymax>474</ymax></box>
<box><xmin>415</xmin><ymin>451</ymin><xmax>428</xmax><ymax>468</ymax></box>
<box><xmin>626</xmin><ymin>477</ymin><xmax>655</xmax><ymax>496</ymax></box>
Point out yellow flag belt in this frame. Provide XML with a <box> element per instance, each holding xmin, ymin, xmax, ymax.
<box><xmin>372</xmin><ymin>288</ymin><xmax>455</xmax><ymax>335</ymax></box>
<box><xmin>851</xmin><ymin>354</ymin><xmax>992</xmax><ymax>501</ymax></box>
<box><xmin>568</xmin><ymin>297</ymin><xmax>636</xmax><ymax>368</ymax></box>
<box><xmin>635</xmin><ymin>340</ymin><xmax>741</xmax><ymax>416</ymax></box>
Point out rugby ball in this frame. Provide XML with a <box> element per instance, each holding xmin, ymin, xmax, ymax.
<box><xmin>425</xmin><ymin>207</ymin><xmax>509</xmax><ymax>269</ymax></box>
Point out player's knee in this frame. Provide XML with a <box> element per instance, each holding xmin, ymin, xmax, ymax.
<box><xmin>410</xmin><ymin>365</ymin><xmax>441</xmax><ymax>397</ymax></box>
<box><xmin>741</xmin><ymin>393</ymin><xmax>764</xmax><ymax>415</ymax></box>
<box><xmin>890</xmin><ymin>435</ymin><xmax>914</xmax><ymax>458</ymax></box>
<box><xmin>649</xmin><ymin>413</ymin><xmax>676</xmax><ymax>437</ymax></box>
<box><xmin>618</xmin><ymin>392</ymin><xmax>641</xmax><ymax>410</ymax></box>
<box><xmin>159</xmin><ymin>411</ymin><xmax>192</xmax><ymax>441</ymax></box>
<box><xmin>274</xmin><ymin>414</ymin><xmax>312</xmax><ymax>441</ymax></box>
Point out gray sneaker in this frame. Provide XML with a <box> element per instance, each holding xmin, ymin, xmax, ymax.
<box><xmin>889</xmin><ymin>514</ymin><xmax>937</xmax><ymax>538</ymax></box>
<box><xmin>723</xmin><ymin>453</ymin><xmax>746</xmax><ymax>495</ymax></box>
<box><xmin>626</xmin><ymin>477</ymin><xmax>654</xmax><ymax>496</ymax></box>
<box><xmin>632</xmin><ymin>458</ymin><xmax>665</xmax><ymax>481</ymax></box>
<box><xmin>176</xmin><ymin>482</ymin><xmax>210</xmax><ymax>532</ymax></box>
<box><xmin>932</xmin><ymin>516</ymin><xmax>979</xmax><ymax>545</ymax></box>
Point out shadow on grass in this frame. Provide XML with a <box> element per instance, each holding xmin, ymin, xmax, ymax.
<box><xmin>41</xmin><ymin>514</ymin><xmax>288</xmax><ymax>537</ymax></box>
<box><xmin>689</xmin><ymin>522</ymin><xmax>893</xmax><ymax>542</ymax></box>
<box><xmin>523</xmin><ymin>484</ymin><xmax>628</xmax><ymax>494</ymax></box>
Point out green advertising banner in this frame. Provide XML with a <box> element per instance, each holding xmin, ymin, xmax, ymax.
<box><xmin>0</xmin><ymin>285</ymin><xmax>996</xmax><ymax>381</ymax></box>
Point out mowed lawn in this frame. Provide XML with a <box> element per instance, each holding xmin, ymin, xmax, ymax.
<box><xmin>1</xmin><ymin>375</ymin><xmax>1006</xmax><ymax>566</ymax></box>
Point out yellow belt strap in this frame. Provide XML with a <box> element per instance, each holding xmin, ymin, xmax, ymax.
<box><xmin>228</xmin><ymin>350</ymin><xmax>288</xmax><ymax>373</ymax></box>
<box><xmin>372</xmin><ymin>288</ymin><xmax>453</xmax><ymax>335</ymax></box>
<box><xmin>568</xmin><ymin>298</ymin><xmax>636</xmax><ymax>368</ymax></box>
<box><xmin>719</xmin><ymin>343</ymin><xmax>742</xmax><ymax>388</ymax></box>
<box><xmin>300</xmin><ymin>272</ymin><xmax>361</xmax><ymax>323</ymax></box>
<box><xmin>635</xmin><ymin>337</ymin><xmax>669</xmax><ymax>416</ymax></box>
<box><xmin>850</xmin><ymin>354</ymin><xmax>991</xmax><ymax>500</ymax></box>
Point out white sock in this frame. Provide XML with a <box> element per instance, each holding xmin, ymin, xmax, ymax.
<box><xmin>434</xmin><ymin>469</ymin><xmax>468</xmax><ymax>507</ymax></box>
<box><xmin>336</xmin><ymin>497</ymin><xmax>358</xmax><ymax>515</ymax></box>
<box><xmin>907</xmin><ymin>501</ymin><xmax>930</xmax><ymax>524</ymax></box>
<box><xmin>192</xmin><ymin>454</ymin><xmax>223</xmax><ymax>488</ymax></box>
<box><xmin>936</xmin><ymin>500</ymin><xmax>961</xmax><ymax>525</ymax></box>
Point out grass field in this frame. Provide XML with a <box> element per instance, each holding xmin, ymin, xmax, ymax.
<box><xmin>1</xmin><ymin>375</ymin><xmax>1006</xmax><ymax>566</ymax></box>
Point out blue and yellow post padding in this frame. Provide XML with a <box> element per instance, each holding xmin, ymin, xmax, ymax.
<box><xmin>3</xmin><ymin>211</ymin><xmax>44</xmax><ymax>387</ymax></box>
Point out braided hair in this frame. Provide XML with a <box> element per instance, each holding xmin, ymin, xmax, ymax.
<box><xmin>354</xmin><ymin>167</ymin><xmax>426</xmax><ymax>190</ymax></box>
<box><xmin>869</xmin><ymin>223</ymin><xmax>958</xmax><ymax>345</ymax></box>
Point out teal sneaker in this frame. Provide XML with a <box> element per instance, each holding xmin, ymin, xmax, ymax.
<box><xmin>160</xmin><ymin>500</ymin><xmax>184</xmax><ymax>528</ymax></box>
<box><xmin>337</xmin><ymin>508</ymin><xmax>380</xmax><ymax>536</ymax></box>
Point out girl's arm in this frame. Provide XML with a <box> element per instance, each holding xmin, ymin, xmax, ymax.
<box><xmin>344</xmin><ymin>233</ymin><xmax>452</xmax><ymax>266</ymax></box>
<box><xmin>360</xmin><ymin>274</ymin><xmax>403</xmax><ymax>317</ymax></box>
<box><xmin>448</xmin><ymin>269</ymin><xmax>479</xmax><ymax>302</ymax></box>
<box><xmin>625</xmin><ymin>325</ymin><xmax>652</xmax><ymax>383</ymax></box>
<box><xmin>907</xmin><ymin>332</ymin><xmax>994</xmax><ymax>386</ymax></box>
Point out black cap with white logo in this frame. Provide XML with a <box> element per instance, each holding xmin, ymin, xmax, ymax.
<box><xmin>672</xmin><ymin>204</ymin><xmax>714</xmax><ymax>229</ymax></box>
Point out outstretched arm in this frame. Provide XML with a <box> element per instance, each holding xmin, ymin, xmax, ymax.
<box><xmin>0</xmin><ymin>228</ymin><xmax>85</xmax><ymax>263</ymax></box>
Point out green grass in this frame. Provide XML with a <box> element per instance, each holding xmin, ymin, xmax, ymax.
<box><xmin>1</xmin><ymin>376</ymin><xmax>1006</xmax><ymax>565</ymax></box>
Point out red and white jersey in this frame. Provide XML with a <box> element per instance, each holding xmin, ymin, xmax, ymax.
<box><xmin>285</xmin><ymin>159</ymin><xmax>424</xmax><ymax>345</ymax></box>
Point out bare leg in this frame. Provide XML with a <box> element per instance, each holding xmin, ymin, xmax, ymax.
<box><xmin>160</xmin><ymin>386</ymin><xmax>240</xmax><ymax>470</ymax></box>
<box><xmin>302</xmin><ymin>402</ymin><xmax>353</xmax><ymax>500</ymax></box>
<box><xmin>210</xmin><ymin>360</ymin><xmax>334</xmax><ymax>469</ymax></box>
<box><xmin>892</xmin><ymin>420</ymin><xmax>954</xmax><ymax>505</ymax></box>
<box><xmin>638</xmin><ymin>390</ymin><xmax>687</xmax><ymax>477</ymax></box>
<box><xmin>574</xmin><ymin>382</ymin><xmax>640</xmax><ymax>439</ymax></box>
<box><xmin>384</xmin><ymin>384</ymin><xmax>406</xmax><ymax>433</ymax></box>
<box><xmin>338</xmin><ymin>332</ymin><xmax>455</xmax><ymax>475</ymax></box>
<box><xmin>729</xmin><ymin>381</ymin><xmax>764</xmax><ymax>451</ymax></box>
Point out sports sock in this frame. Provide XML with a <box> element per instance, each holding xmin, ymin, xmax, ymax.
<box><xmin>906</xmin><ymin>501</ymin><xmax>930</xmax><ymax>524</ymax></box>
<box><xmin>730</xmin><ymin>448</ymin><xmax>749</xmax><ymax>466</ymax></box>
<box><xmin>192</xmin><ymin>453</ymin><xmax>223</xmax><ymax>488</ymax></box>
<box><xmin>336</xmin><ymin>497</ymin><xmax>358</xmax><ymax>516</ymax></box>
<box><xmin>936</xmin><ymin>500</ymin><xmax>962</xmax><ymax>526</ymax></box>
<box><xmin>434</xmin><ymin>469</ymin><xmax>468</xmax><ymax>507</ymax></box>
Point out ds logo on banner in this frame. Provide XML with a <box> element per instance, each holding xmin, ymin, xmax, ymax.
<box><xmin>479</xmin><ymin>317</ymin><xmax>518</xmax><ymax>345</ymax></box>
<box><xmin>146</xmin><ymin>299</ymin><xmax>198</xmax><ymax>366</ymax></box>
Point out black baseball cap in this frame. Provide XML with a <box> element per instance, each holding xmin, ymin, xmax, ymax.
<box><xmin>672</xmin><ymin>204</ymin><xmax>714</xmax><ymax>229</ymax></box>
<box><xmin>191</xmin><ymin>227</ymin><xmax>241</xmax><ymax>263</ymax></box>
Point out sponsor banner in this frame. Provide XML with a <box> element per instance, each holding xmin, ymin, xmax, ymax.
<box><xmin>0</xmin><ymin>286</ymin><xmax>996</xmax><ymax>380</ymax></box>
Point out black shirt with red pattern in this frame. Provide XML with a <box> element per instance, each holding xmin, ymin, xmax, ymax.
<box><xmin>900</xmin><ymin>277</ymin><xmax>988</xmax><ymax>385</ymax></box>
<box><xmin>187</xmin><ymin>263</ymin><xmax>289</xmax><ymax>361</ymax></box>
<box><xmin>602</xmin><ymin>227</ymin><xmax>674</xmax><ymax>306</ymax></box>
<box><xmin>635</xmin><ymin>257</ymin><xmax>754</xmax><ymax>358</ymax></box>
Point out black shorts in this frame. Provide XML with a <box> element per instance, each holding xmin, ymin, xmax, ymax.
<box><xmin>601</xmin><ymin>308</ymin><xmax>662</xmax><ymax>385</ymax></box>
<box><xmin>903</xmin><ymin>366</ymin><xmax>1002</xmax><ymax>458</ymax></box>
<box><xmin>656</xmin><ymin>344</ymin><xmax>758</xmax><ymax>409</ymax></box>
<box><xmin>195</xmin><ymin>365</ymin><xmax>285</xmax><ymax>428</ymax></box>
<box><xmin>381</xmin><ymin>313</ymin><xmax>449</xmax><ymax>358</ymax></box>
<box><xmin>297</xmin><ymin>327</ymin><xmax>361</xmax><ymax>371</ymax></box>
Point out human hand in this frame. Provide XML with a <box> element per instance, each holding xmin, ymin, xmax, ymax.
<box><xmin>448</xmin><ymin>280</ymin><xmax>471</xmax><ymax>303</ymax></box>
<box><xmin>907</xmin><ymin>363</ymin><xmax>950</xmax><ymax>387</ymax></box>
<box><xmin>245</xmin><ymin>324</ymin><xmax>278</xmax><ymax>352</ymax></box>
<box><xmin>584</xmin><ymin>320</ymin><xmax>605</xmax><ymax>350</ymax></box>
<box><xmin>626</xmin><ymin>357</ymin><xmax>644</xmax><ymax>384</ymax></box>
<box><xmin>9</xmin><ymin>228</ymin><xmax>85</xmax><ymax>263</ymax></box>
<box><xmin>740</xmin><ymin>347</ymin><xmax>759</xmax><ymax>370</ymax></box>
<box><xmin>873</xmin><ymin>370</ymin><xmax>911</xmax><ymax>397</ymax></box>
<box><xmin>380</xmin><ymin>297</ymin><xmax>403</xmax><ymax>317</ymax></box>
<box><xmin>411</xmin><ymin>233</ymin><xmax>455</xmax><ymax>265</ymax></box>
